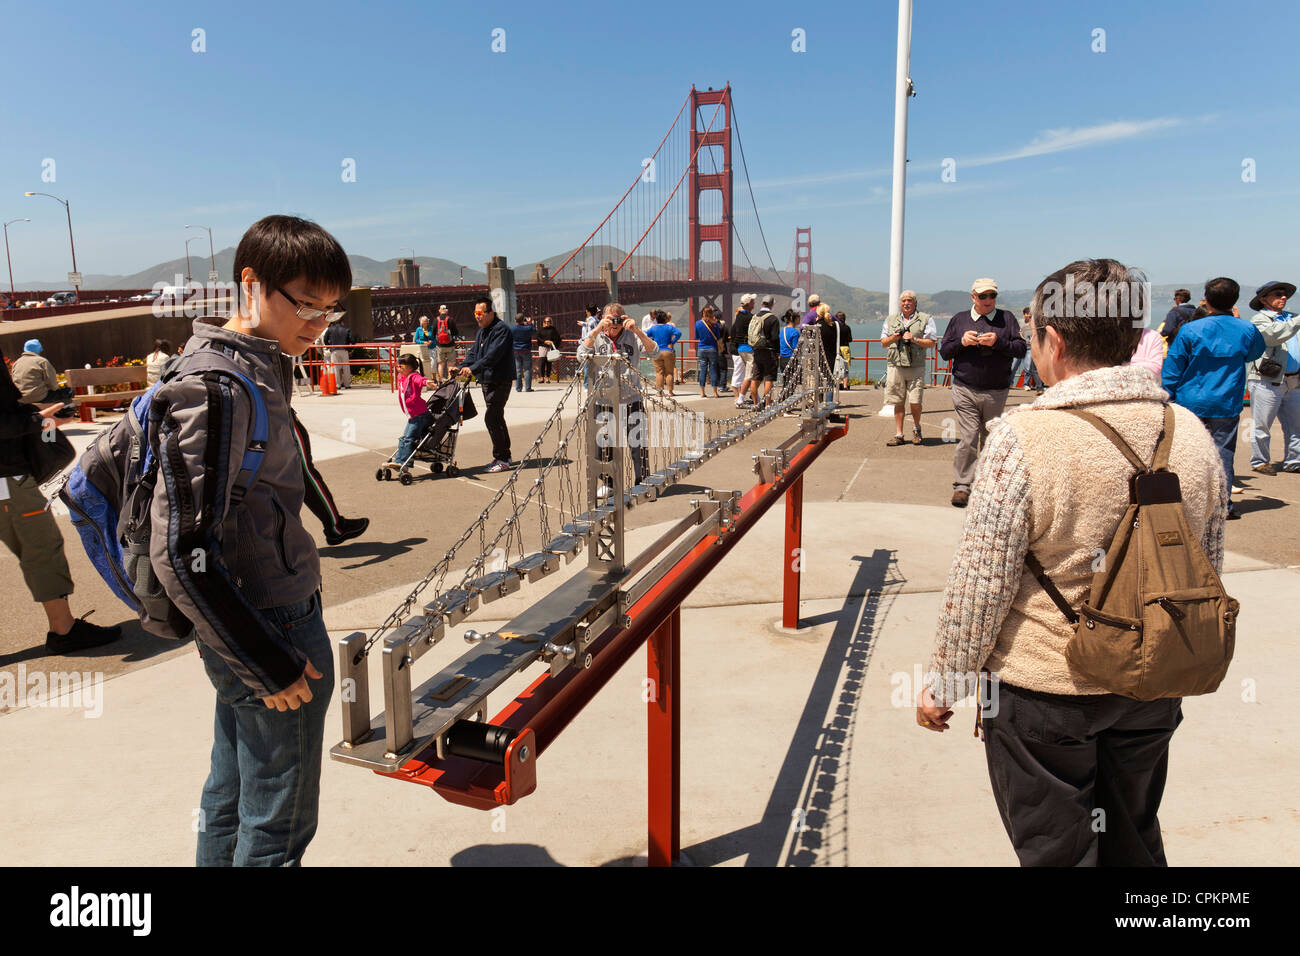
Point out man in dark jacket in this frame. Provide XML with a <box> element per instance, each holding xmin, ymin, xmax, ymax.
<box><xmin>938</xmin><ymin>277</ymin><xmax>1026</xmax><ymax>507</ymax></box>
<box><xmin>511</xmin><ymin>314</ymin><xmax>536</xmax><ymax>392</ymax></box>
<box><xmin>1159</xmin><ymin>289</ymin><xmax>1197</xmax><ymax>346</ymax></box>
<box><xmin>322</xmin><ymin>316</ymin><xmax>355</xmax><ymax>388</ymax></box>
<box><xmin>457</xmin><ymin>295</ymin><xmax>515</xmax><ymax>472</ymax></box>
<box><xmin>748</xmin><ymin>295</ymin><xmax>782</xmax><ymax>406</ymax></box>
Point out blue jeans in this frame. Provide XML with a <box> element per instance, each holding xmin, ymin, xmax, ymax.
<box><xmin>195</xmin><ymin>591</ymin><xmax>335</xmax><ymax>866</ymax></box>
<box><xmin>396</xmin><ymin>412</ymin><xmax>432</xmax><ymax>464</ymax></box>
<box><xmin>697</xmin><ymin>348</ymin><xmax>721</xmax><ymax>387</ymax></box>
<box><xmin>1199</xmin><ymin>415</ymin><xmax>1239</xmax><ymax>493</ymax></box>
<box><xmin>514</xmin><ymin>351</ymin><xmax>532</xmax><ymax>391</ymax></box>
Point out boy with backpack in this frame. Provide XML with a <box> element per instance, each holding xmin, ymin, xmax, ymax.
<box><xmin>146</xmin><ymin>215</ymin><xmax>351</xmax><ymax>865</ymax></box>
<box><xmin>917</xmin><ymin>259</ymin><xmax>1234</xmax><ymax>866</ymax></box>
<box><xmin>432</xmin><ymin>305</ymin><xmax>458</xmax><ymax>383</ymax></box>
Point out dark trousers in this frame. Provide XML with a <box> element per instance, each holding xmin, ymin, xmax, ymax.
<box><xmin>290</xmin><ymin>410</ymin><xmax>341</xmax><ymax>536</ymax></box>
<box><xmin>982</xmin><ymin>681</ymin><xmax>1182</xmax><ymax>866</ymax></box>
<box><xmin>483</xmin><ymin>382</ymin><xmax>512</xmax><ymax>463</ymax></box>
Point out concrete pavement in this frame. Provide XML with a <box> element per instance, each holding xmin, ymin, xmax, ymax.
<box><xmin>1</xmin><ymin>381</ymin><xmax>1297</xmax><ymax>865</ymax></box>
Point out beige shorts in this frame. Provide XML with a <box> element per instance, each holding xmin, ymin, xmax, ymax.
<box><xmin>883</xmin><ymin>364</ymin><xmax>925</xmax><ymax>406</ymax></box>
<box><xmin>435</xmin><ymin>345</ymin><xmax>456</xmax><ymax>365</ymax></box>
<box><xmin>652</xmin><ymin>350</ymin><xmax>675</xmax><ymax>378</ymax></box>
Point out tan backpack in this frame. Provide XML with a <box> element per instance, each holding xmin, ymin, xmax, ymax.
<box><xmin>1025</xmin><ymin>405</ymin><xmax>1239</xmax><ymax>700</ymax></box>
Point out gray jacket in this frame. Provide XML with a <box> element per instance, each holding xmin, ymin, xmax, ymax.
<box><xmin>577</xmin><ymin>326</ymin><xmax>652</xmax><ymax>404</ymax></box>
<box><xmin>1246</xmin><ymin>310</ymin><xmax>1300</xmax><ymax>385</ymax></box>
<box><xmin>149</xmin><ymin>321</ymin><xmax>320</xmax><ymax>696</ymax></box>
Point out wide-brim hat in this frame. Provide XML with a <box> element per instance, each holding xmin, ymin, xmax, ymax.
<box><xmin>1249</xmin><ymin>281</ymin><xmax>1296</xmax><ymax>312</ymax></box>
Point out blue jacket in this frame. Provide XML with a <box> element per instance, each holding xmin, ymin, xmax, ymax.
<box><xmin>694</xmin><ymin>319</ymin><xmax>724</xmax><ymax>351</ymax></box>
<box><xmin>779</xmin><ymin>325</ymin><xmax>800</xmax><ymax>358</ymax></box>
<box><xmin>1162</xmin><ymin>313</ymin><xmax>1266</xmax><ymax>418</ymax></box>
<box><xmin>511</xmin><ymin>322</ymin><xmax>536</xmax><ymax>352</ymax></box>
<box><xmin>465</xmin><ymin>317</ymin><xmax>515</xmax><ymax>386</ymax></box>
<box><xmin>646</xmin><ymin>323</ymin><xmax>681</xmax><ymax>350</ymax></box>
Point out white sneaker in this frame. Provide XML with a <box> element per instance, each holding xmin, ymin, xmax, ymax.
<box><xmin>1231</xmin><ymin>483</ymin><xmax>1245</xmax><ymax>495</ymax></box>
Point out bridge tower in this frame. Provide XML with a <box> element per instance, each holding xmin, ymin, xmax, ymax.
<box><xmin>687</xmin><ymin>84</ymin><xmax>733</xmax><ymax>329</ymax></box>
<box><xmin>794</xmin><ymin>226</ymin><xmax>813</xmax><ymax>305</ymax></box>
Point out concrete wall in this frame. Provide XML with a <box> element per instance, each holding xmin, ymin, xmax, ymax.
<box><xmin>0</xmin><ymin>308</ymin><xmax>208</xmax><ymax>370</ymax></box>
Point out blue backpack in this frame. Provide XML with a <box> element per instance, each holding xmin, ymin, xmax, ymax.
<box><xmin>59</xmin><ymin>347</ymin><xmax>268</xmax><ymax>640</ymax></box>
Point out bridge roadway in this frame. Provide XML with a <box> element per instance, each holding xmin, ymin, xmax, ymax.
<box><xmin>1</xmin><ymin>382</ymin><xmax>1297</xmax><ymax>864</ymax></box>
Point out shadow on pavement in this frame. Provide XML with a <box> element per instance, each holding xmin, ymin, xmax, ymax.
<box><xmin>677</xmin><ymin>548</ymin><xmax>903</xmax><ymax>867</ymax></box>
<box><xmin>0</xmin><ymin>616</ymin><xmax>183</xmax><ymax>669</ymax></box>
<box><xmin>320</xmin><ymin>536</ymin><xmax>429</xmax><ymax>570</ymax></box>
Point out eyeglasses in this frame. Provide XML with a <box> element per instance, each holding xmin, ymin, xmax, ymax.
<box><xmin>975</xmin><ymin>292</ymin><xmax>997</xmax><ymax>300</ymax></box>
<box><xmin>277</xmin><ymin>288</ymin><xmax>345</xmax><ymax>323</ymax></box>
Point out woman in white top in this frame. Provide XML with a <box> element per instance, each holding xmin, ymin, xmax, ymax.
<box><xmin>145</xmin><ymin>338</ymin><xmax>173</xmax><ymax>385</ymax></box>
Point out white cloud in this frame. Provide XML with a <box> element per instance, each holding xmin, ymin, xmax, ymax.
<box><xmin>959</xmin><ymin>117</ymin><xmax>1186</xmax><ymax>168</ymax></box>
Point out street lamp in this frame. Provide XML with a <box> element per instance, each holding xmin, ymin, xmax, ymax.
<box><xmin>185</xmin><ymin>224</ymin><xmax>215</xmax><ymax>281</ymax></box>
<box><xmin>4</xmin><ymin>217</ymin><xmax>30</xmax><ymax>298</ymax></box>
<box><xmin>24</xmin><ymin>191</ymin><xmax>78</xmax><ymax>302</ymax></box>
<box><xmin>185</xmin><ymin>236</ymin><xmax>203</xmax><ymax>283</ymax></box>
<box><xmin>458</xmin><ymin>265</ymin><xmax>466</xmax><ymax>285</ymax></box>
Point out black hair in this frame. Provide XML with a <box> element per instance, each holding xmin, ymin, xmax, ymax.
<box><xmin>398</xmin><ymin>353</ymin><xmax>424</xmax><ymax>376</ymax></box>
<box><xmin>1204</xmin><ymin>277</ymin><xmax>1239</xmax><ymax>313</ymax></box>
<box><xmin>1173</xmin><ymin>289</ymin><xmax>1191</xmax><ymax>304</ymax></box>
<box><xmin>233</xmin><ymin>215</ymin><xmax>351</xmax><ymax>307</ymax></box>
<box><xmin>155</xmin><ymin>338</ymin><xmax>172</xmax><ymax>353</ymax></box>
<box><xmin>586</xmin><ymin>304</ymin><xmax>600</xmax><ymax>316</ymax></box>
<box><xmin>474</xmin><ymin>294</ymin><xmax>494</xmax><ymax>313</ymax></box>
<box><xmin>655</xmin><ymin>311</ymin><xmax>668</xmax><ymax>324</ymax></box>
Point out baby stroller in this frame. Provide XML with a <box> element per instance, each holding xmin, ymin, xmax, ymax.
<box><xmin>376</xmin><ymin>379</ymin><xmax>476</xmax><ymax>485</ymax></box>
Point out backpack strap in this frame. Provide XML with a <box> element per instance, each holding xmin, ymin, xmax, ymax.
<box><xmin>1151</xmin><ymin>404</ymin><xmax>1175</xmax><ymax>472</ymax></box>
<box><xmin>1058</xmin><ymin>408</ymin><xmax>1150</xmax><ymax>472</ymax></box>
<box><xmin>162</xmin><ymin>345</ymin><xmax>269</xmax><ymax>507</ymax></box>
<box><xmin>1024</xmin><ymin>404</ymin><xmax>1172</xmax><ymax>625</ymax></box>
<box><xmin>1025</xmin><ymin>550</ymin><xmax>1080</xmax><ymax>625</ymax></box>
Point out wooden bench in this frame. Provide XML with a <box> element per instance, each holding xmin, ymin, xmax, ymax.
<box><xmin>64</xmin><ymin>367</ymin><xmax>149</xmax><ymax>422</ymax></box>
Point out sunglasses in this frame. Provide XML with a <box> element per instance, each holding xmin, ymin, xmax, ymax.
<box><xmin>277</xmin><ymin>288</ymin><xmax>346</xmax><ymax>323</ymax></box>
<box><xmin>975</xmin><ymin>292</ymin><xmax>997</xmax><ymax>300</ymax></box>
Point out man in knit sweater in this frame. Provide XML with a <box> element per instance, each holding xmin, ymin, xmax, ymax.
<box><xmin>937</xmin><ymin>278</ymin><xmax>1026</xmax><ymax>507</ymax></box>
<box><xmin>917</xmin><ymin>259</ymin><xmax>1227</xmax><ymax>867</ymax></box>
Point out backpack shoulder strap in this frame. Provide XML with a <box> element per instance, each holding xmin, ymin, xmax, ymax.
<box><xmin>1059</xmin><ymin>408</ymin><xmax>1150</xmax><ymax>473</ymax></box>
<box><xmin>1025</xmin><ymin>550</ymin><xmax>1080</xmax><ymax>625</ymax></box>
<box><xmin>164</xmin><ymin>346</ymin><xmax>270</xmax><ymax>505</ymax></box>
<box><xmin>1151</xmin><ymin>404</ymin><xmax>1175</xmax><ymax>472</ymax></box>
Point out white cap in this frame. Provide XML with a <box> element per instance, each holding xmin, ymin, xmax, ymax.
<box><xmin>740</xmin><ymin>293</ymin><xmax>756</xmax><ymax>306</ymax></box>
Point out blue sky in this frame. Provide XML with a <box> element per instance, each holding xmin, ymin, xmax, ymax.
<box><xmin>2</xmin><ymin>0</ymin><xmax>1297</xmax><ymax>292</ymax></box>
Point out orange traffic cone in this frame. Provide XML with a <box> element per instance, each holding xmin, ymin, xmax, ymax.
<box><xmin>323</xmin><ymin>369</ymin><xmax>337</xmax><ymax>395</ymax></box>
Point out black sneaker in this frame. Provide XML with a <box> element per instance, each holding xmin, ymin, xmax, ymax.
<box><xmin>46</xmin><ymin>613</ymin><xmax>122</xmax><ymax>654</ymax></box>
<box><xmin>325</xmin><ymin>516</ymin><xmax>369</xmax><ymax>546</ymax></box>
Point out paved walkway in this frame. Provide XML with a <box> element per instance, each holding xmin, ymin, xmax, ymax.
<box><xmin>2</xmin><ymin>382</ymin><xmax>1297</xmax><ymax>865</ymax></box>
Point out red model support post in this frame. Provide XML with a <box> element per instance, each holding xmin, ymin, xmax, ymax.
<box><xmin>647</xmin><ymin>608</ymin><xmax>681</xmax><ymax>866</ymax></box>
<box><xmin>783</xmin><ymin>474</ymin><xmax>804</xmax><ymax>629</ymax></box>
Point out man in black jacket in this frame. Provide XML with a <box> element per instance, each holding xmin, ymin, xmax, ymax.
<box><xmin>938</xmin><ymin>278</ymin><xmax>1026</xmax><ymax>507</ymax></box>
<box><xmin>457</xmin><ymin>294</ymin><xmax>515</xmax><ymax>472</ymax></box>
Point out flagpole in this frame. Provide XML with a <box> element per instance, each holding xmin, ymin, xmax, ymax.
<box><xmin>888</xmin><ymin>0</ymin><xmax>914</xmax><ymax>309</ymax></box>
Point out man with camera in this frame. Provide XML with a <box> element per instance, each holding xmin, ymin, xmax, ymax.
<box><xmin>881</xmin><ymin>290</ymin><xmax>937</xmax><ymax>446</ymax></box>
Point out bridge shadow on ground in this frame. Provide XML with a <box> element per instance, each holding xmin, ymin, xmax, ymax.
<box><xmin>680</xmin><ymin>548</ymin><xmax>904</xmax><ymax>866</ymax></box>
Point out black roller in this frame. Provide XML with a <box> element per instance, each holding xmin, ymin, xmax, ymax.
<box><xmin>443</xmin><ymin>720</ymin><xmax>520</xmax><ymax>763</ymax></box>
